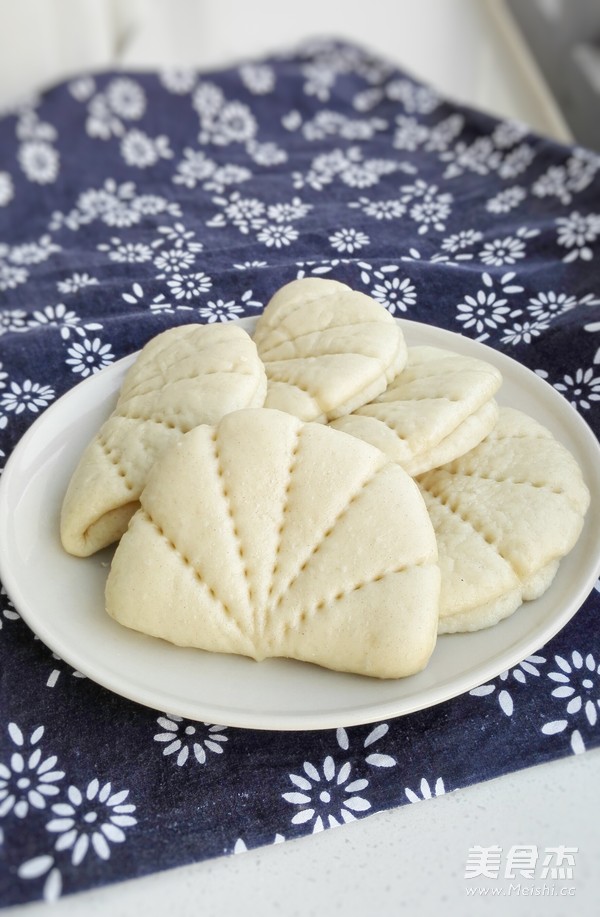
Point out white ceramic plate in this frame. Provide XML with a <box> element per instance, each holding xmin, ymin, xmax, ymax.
<box><xmin>1</xmin><ymin>318</ymin><xmax>599</xmax><ymax>730</ymax></box>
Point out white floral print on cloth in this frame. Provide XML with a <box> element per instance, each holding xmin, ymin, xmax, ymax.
<box><xmin>282</xmin><ymin>755</ymin><xmax>371</xmax><ymax>832</ymax></box>
<box><xmin>541</xmin><ymin>652</ymin><xmax>600</xmax><ymax>754</ymax></box>
<box><xmin>0</xmin><ymin>37</ymin><xmax>599</xmax><ymax>907</ymax></box>
<box><xmin>17</xmin><ymin>778</ymin><xmax>137</xmax><ymax>902</ymax></box>
<box><xmin>153</xmin><ymin>716</ymin><xmax>229</xmax><ymax>766</ymax></box>
<box><xmin>0</xmin><ymin>724</ymin><xmax>64</xmax><ymax>819</ymax></box>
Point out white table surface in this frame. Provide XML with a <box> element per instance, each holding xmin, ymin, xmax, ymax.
<box><xmin>4</xmin><ymin>1</ymin><xmax>597</xmax><ymax>913</ymax></box>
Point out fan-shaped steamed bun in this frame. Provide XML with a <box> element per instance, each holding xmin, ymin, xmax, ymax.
<box><xmin>417</xmin><ymin>407</ymin><xmax>590</xmax><ymax>633</ymax></box>
<box><xmin>331</xmin><ymin>345</ymin><xmax>502</xmax><ymax>475</ymax></box>
<box><xmin>61</xmin><ymin>323</ymin><xmax>267</xmax><ymax>557</ymax></box>
<box><xmin>253</xmin><ymin>277</ymin><xmax>407</xmax><ymax>423</ymax></box>
<box><xmin>106</xmin><ymin>408</ymin><xmax>440</xmax><ymax>679</ymax></box>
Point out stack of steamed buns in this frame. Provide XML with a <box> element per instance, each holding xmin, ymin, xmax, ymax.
<box><xmin>60</xmin><ymin>279</ymin><xmax>590</xmax><ymax>679</ymax></box>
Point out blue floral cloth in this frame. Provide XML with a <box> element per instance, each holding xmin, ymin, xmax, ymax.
<box><xmin>0</xmin><ymin>40</ymin><xmax>599</xmax><ymax>907</ymax></box>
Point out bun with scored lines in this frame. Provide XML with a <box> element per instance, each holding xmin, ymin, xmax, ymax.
<box><xmin>105</xmin><ymin>408</ymin><xmax>440</xmax><ymax>679</ymax></box>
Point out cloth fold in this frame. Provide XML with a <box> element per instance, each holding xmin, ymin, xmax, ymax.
<box><xmin>0</xmin><ymin>39</ymin><xmax>599</xmax><ymax>906</ymax></box>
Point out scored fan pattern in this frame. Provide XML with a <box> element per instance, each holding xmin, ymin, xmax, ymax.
<box><xmin>106</xmin><ymin>408</ymin><xmax>440</xmax><ymax>678</ymax></box>
<box><xmin>60</xmin><ymin>323</ymin><xmax>266</xmax><ymax>555</ymax></box>
<box><xmin>254</xmin><ymin>279</ymin><xmax>407</xmax><ymax>422</ymax></box>
<box><xmin>417</xmin><ymin>407</ymin><xmax>590</xmax><ymax>633</ymax></box>
<box><xmin>330</xmin><ymin>345</ymin><xmax>502</xmax><ymax>473</ymax></box>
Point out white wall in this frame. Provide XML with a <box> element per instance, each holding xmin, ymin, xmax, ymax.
<box><xmin>0</xmin><ymin>0</ymin><xmax>571</xmax><ymax>141</ymax></box>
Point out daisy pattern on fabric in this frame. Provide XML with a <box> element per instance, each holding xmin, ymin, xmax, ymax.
<box><xmin>533</xmin><ymin>149</ymin><xmax>599</xmax><ymax>205</ymax></box>
<box><xmin>153</xmin><ymin>716</ymin><xmax>228</xmax><ymax>766</ymax></box>
<box><xmin>498</xmin><ymin>143</ymin><xmax>536</xmax><ymax>179</ymax></box>
<box><xmin>527</xmin><ymin>290</ymin><xmax>579</xmax><ymax>321</ymax></box>
<box><xmin>239</xmin><ymin>62</ymin><xmax>275</xmax><ymax>95</ymax></box>
<box><xmin>486</xmin><ymin>186</ymin><xmax>527</xmax><ymax>214</ymax></box>
<box><xmin>0</xmin><ymin>379</ymin><xmax>55</xmax><ymax>414</ymax></box>
<box><xmin>479</xmin><ymin>235</ymin><xmax>527</xmax><ymax>267</ymax></box>
<box><xmin>405</xmin><ymin>778</ymin><xmax>445</xmax><ymax>803</ymax></box>
<box><xmin>192</xmin><ymin>86</ymin><xmax>253</xmax><ymax>145</ymax></box>
<box><xmin>120</xmin><ymin>282</ymin><xmax>189</xmax><ymax>315</ymax></box>
<box><xmin>282</xmin><ymin>756</ymin><xmax>371</xmax><ymax>832</ymax></box>
<box><xmin>455</xmin><ymin>272</ymin><xmax>523</xmax><ymax>340</ymax></box>
<box><xmin>339</xmin><ymin>154</ymin><xmax>397</xmax><ymax>190</ymax></box>
<box><xmin>3</xmin><ymin>234</ymin><xmax>60</xmax><ymax>267</ymax></box>
<box><xmin>469</xmin><ymin>655</ymin><xmax>546</xmax><ymax>716</ymax></box>
<box><xmin>541</xmin><ymin>652</ymin><xmax>600</xmax><ymax>754</ymax></box>
<box><xmin>294</xmin><ymin>147</ymin><xmax>397</xmax><ymax>192</ymax></box>
<box><xmin>159</xmin><ymin>67</ymin><xmax>197</xmax><ymax>94</ymax></box>
<box><xmin>153</xmin><ymin>247</ymin><xmax>196</xmax><ymax>275</ymax></box>
<box><xmin>392</xmin><ymin>115</ymin><xmax>429</xmax><ymax>151</ymax></box>
<box><xmin>156</xmin><ymin>222</ymin><xmax>204</xmax><ymax>250</ymax></box>
<box><xmin>207</xmin><ymin>191</ymin><xmax>266</xmax><ymax>233</ymax></box>
<box><xmin>348</xmin><ymin>197</ymin><xmax>406</xmax><ymax>221</ymax></box>
<box><xmin>0</xmin><ymin>723</ymin><xmax>64</xmax><ymax>818</ymax></box>
<box><xmin>556</xmin><ymin>211</ymin><xmax>600</xmax><ymax>262</ymax></box>
<box><xmin>45</xmin><ymin>780</ymin><xmax>137</xmax><ymax>864</ymax></box>
<box><xmin>267</xmin><ymin>198</ymin><xmax>312</xmax><ymax>223</ymax></box>
<box><xmin>386</xmin><ymin>78</ymin><xmax>440</xmax><ymax>114</ymax></box>
<box><xmin>97</xmin><ymin>238</ymin><xmax>154</xmax><ymax>264</ymax></box>
<box><xmin>85</xmin><ymin>93</ymin><xmax>124</xmax><ymax>140</ymax></box>
<box><xmin>371</xmin><ymin>276</ymin><xmax>416</xmax><ymax>314</ymax></box>
<box><xmin>0</xmin><ymin>263</ymin><xmax>27</xmax><ymax>291</ymax></box>
<box><xmin>302</xmin><ymin>61</ymin><xmax>336</xmax><ymax>103</ymax></box>
<box><xmin>68</xmin><ymin>76</ymin><xmax>96</xmax><ymax>101</ymax></box>
<box><xmin>300</xmin><ymin>110</ymin><xmax>386</xmax><ymax>143</ymax></box>
<box><xmin>420</xmin><ymin>113</ymin><xmax>465</xmax><ymax>154</ymax></box>
<box><xmin>27</xmin><ymin>304</ymin><xmax>102</xmax><ymax>340</ymax></box>
<box><xmin>18</xmin><ymin>779</ymin><xmax>136</xmax><ymax>902</ymax></box>
<box><xmin>538</xmin><ymin>366</ymin><xmax>600</xmax><ymax>411</ymax></box>
<box><xmin>209</xmin><ymin>101</ymin><xmax>258</xmax><ymax>147</ymax></box>
<box><xmin>256</xmin><ymin>224</ymin><xmax>299</xmax><ymax>248</ymax></box>
<box><xmin>440</xmin><ymin>229</ymin><xmax>483</xmax><ymax>255</ymax></box>
<box><xmin>54</xmin><ymin>178</ymin><xmax>180</xmax><ymax>232</ymax></box>
<box><xmin>173</xmin><ymin>148</ymin><xmax>252</xmax><ymax>192</ymax></box>
<box><xmin>205</xmin><ymin>290</ymin><xmax>263</xmax><ymax>321</ymax></box>
<box><xmin>401</xmin><ymin>180</ymin><xmax>453</xmax><ymax>234</ymax></box>
<box><xmin>329</xmin><ymin>228</ymin><xmax>370</xmax><ymax>253</ymax></box>
<box><xmin>106</xmin><ymin>78</ymin><xmax>146</xmax><ymax>120</ymax></box>
<box><xmin>492</xmin><ymin>119</ymin><xmax>528</xmax><ymax>149</ymax></box>
<box><xmin>121</xmin><ymin>130</ymin><xmax>172</xmax><ymax>168</ymax></box>
<box><xmin>248</xmin><ymin>143</ymin><xmax>287</xmax><ymax>169</ymax></box>
<box><xmin>59</xmin><ymin>179</ymin><xmax>137</xmax><ymax>229</ymax></box>
<box><xmin>0</xmin><ymin>309</ymin><xmax>28</xmax><ymax>335</ymax></box>
<box><xmin>500</xmin><ymin>319</ymin><xmax>549</xmax><ymax>346</ymax></box>
<box><xmin>166</xmin><ymin>271</ymin><xmax>212</xmax><ymax>300</ymax></box>
<box><xmin>198</xmin><ymin>300</ymin><xmax>244</xmax><ymax>323</ymax></box>
<box><xmin>65</xmin><ymin>338</ymin><xmax>115</xmax><ymax>378</ymax></box>
<box><xmin>336</xmin><ymin>722</ymin><xmax>397</xmax><ymax>768</ymax></box>
<box><xmin>56</xmin><ymin>273</ymin><xmax>99</xmax><ymax>295</ymax></box>
<box><xmin>18</xmin><ymin>141</ymin><xmax>59</xmax><ymax>184</ymax></box>
<box><xmin>192</xmin><ymin>81</ymin><xmax>225</xmax><ymax>119</ymax></box>
<box><xmin>441</xmin><ymin>136</ymin><xmax>501</xmax><ymax>180</ymax></box>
